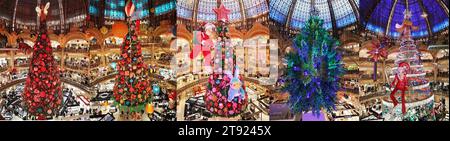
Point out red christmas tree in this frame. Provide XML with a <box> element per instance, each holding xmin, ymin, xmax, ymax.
<box><xmin>113</xmin><ymin>0</ymin><xmax>152</xmax><ymax>114</ymax></box>
<box><xmin>19</xmin><ymin>2</ymin><xmax>62</xmax><ymax>120</ymax></box>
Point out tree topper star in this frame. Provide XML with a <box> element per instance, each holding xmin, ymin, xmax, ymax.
<box><xmin>214</xmin><ymin>3</ymin><xmax>230</xmax><ymax>22</ymax></box>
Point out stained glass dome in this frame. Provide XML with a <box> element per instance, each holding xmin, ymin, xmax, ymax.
<box><xmin>0</xmin><ymin>0</ymin><xmax>89</xmax><ymax>28</ymax></box>
<box><xmin>361</xmin><ymin>0</ymin><xmax>449</xmax><ymax>38</ymax></box>
<box><xmin>0</xmin><ymin>0</ymin><xmax>175</xmax><ymax>30</ymax></box>
<box><xmin>90</xmin><ymin>0</ymin><xmax>173</xmax><ymax>20</ymax></box>
<box><xmin>176</xmin><ymin>0</ymin><xmax>269</xmax><ymax>22</ymax></box>
<box><xmin>270</xmin><ymin>0</ymin><xmax>359</xmax><ymax>30</ymax></box>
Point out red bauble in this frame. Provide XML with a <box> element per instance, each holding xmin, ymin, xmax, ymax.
<box><xmin>40</xmin><ymin>91</ymin><xmax>46</xmax><ymax>97</ymax></box>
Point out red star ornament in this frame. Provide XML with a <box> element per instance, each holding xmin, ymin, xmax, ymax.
<box><xmin>214</xmin><ymin>4</ymin><xmax>230</xmax><ymax>22</ymax></box>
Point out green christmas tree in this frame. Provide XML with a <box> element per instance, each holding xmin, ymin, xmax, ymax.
<box><xmin>282</xmin><ymin>8</ymin><xmax>344</xmax><ymax>118</ymax></box>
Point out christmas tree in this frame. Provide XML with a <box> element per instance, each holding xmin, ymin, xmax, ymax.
<box><xmin>281</xmin><ymin>7</ymin><xmax>344</xmax><ymax>118</ymax></box>
<box><xmin>20</xmin><ymin>2</ymin><xmax>62</xmax><ymax>120</ymax></box>
<box><xmin>113</xmin><ymin>0</ymin><xmax>152</xmax><ymax>114</ymax></box>
<box><xmin>204</xmin><ymin>4</ymin><xmax>248</xmax><ymax>117</ymax></box>
<box><xmin>382</xmin><ymin>9</ymin><xmax>434</xmax><ymax>121</ymax></box>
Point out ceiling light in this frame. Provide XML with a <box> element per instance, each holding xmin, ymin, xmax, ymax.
<box><xmin>421</xmin><ymin>12</ymin><xmax>428</xmax><ymax>18</ymax></box>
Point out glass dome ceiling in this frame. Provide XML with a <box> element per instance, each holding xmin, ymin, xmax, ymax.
<box><xmin>361</xmin><ymin>0</ymin><xmax>449</xmax><ymax>38</ymax></box>
<box><xmin>0</xmin><ymin>0</ymin><xmax>89</xmax><ymax>27</ymax></box>
<box><xmin>176</xmin><ymin>0</ymin><xmax>269</xmax><ymax>22</ymax></box>
<box><xmin>0</xmin><ymin>0</ymin><xmax>175</xmax><ymax>27</ymax></box>
<box><xmin>270</xmin><ymin>0</ymin><xmax>359</xmax><ymax>30</ymax></box>
<box><xmin>90</xmin><ymin>0</ymin><xmax>175</xmax><ymax>20</ymax></box>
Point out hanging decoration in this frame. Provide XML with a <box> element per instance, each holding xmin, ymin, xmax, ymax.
<box><xmin>367</xmin><ymin>36</ymin><xmax>388</xmax><ymax>81</ymax></box>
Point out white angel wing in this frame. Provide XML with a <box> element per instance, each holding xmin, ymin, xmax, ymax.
<box><xmin>43</xmin><ymin>2</ymin><xmax>50</xmax><ymax>15</ymax></box>
<box><xmin>36</xmin><ymin>7</ymin><xmax>41</xmax><ymax>17</ymax></box>
<box><xmin>395</xmin><ymin>23</ymin><xmax>402</xmax><ymax>29</ymax></box>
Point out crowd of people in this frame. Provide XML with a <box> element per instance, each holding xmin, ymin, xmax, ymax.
<box><xmin>90</xmin><ymin>67</ymin><xmax>113</xmax><ymax>78</ymax></box>
<box><xmin>104</xmin><ymin>37</ymin><xmax>122</xmax><ymax>47</ymax></box>
<box><xmin>118</xmin><ymin>110</ymin><xmax>145</xmax><ymax>121</ymax></box>
<box><xmin>14</xmin><ymin>58</ymin><xmax>29</xmax><ymax>67</ymax></box>
<box><xmin>184</xmin><ymin>96</ymin><xmax>210</xmax><ymax>121</ymax></box>
<box><xmin>360</xmin><ymin>100</ymin><xmax>383</xmax><ymax>120</ymax></box>
<box><xmin>159</xmin><ymin>53</ymin><xmax>173</xmax><ymax>62</ymax></box>
<box><xmin>61</xmin><ymin>70</ymin><xmax>90</xmax><ymax>85</ymax></box>
<box><xmin>0</xmin><ymin>83</ymin><xmax>25</xmax><ymax>120</ymax></box>
<box><xmin>0</xmin><ymin>70</ymin><xmax>27</xmax><ymax>87</ymax></box>
<box><xmin>106</xmin><ymin>54</ymin><xmax>120</xmax><ymax>62</ymax></box>
<box><xmin>64</xmin><ymin>56</ymin><xmax>89</xmax><ymax>69</ymax></box>
<box><xmin>0</xmin><ymin>83</ymin><xmax>103</xmax><ymax>120</ymax></box>
<box><xmin>431</xmin><ymin>81</ymin><xmax>449</xmax><ymax>94</ymax></box>
<box><xmin>434</xmin><ymin>98</ymin><xmax>448</xmax><ymax>121</ymax></box>
<box><xmin>65</xmin><ymin>43</ymin><xmax>89</xmax><ymax>53</ymax></box>
<box><xmin>402</xmin><ymin>102</ymin><xmax>435</xmax><ymax>121</ymax></box>
<box><xmin>359</xmin><ymin>84</ymin><xmax>380</xmax><ymax>97</ymax></box>
<box><xmin>64</xmin><ymin>56</ymin><xmax>101</xmax><ymax>69</ymax></box>
<box><xmin>142</xmin><ymin>52</ymin><xmax>152</xmax><ymax>60</ymax></box>
<box><xmin>0</xmin><ymin>58</ymin><xmax>7</xmax><ymax>72</ymax></box>
<box><xmin>90</xmin><ymin>55</ymin><xmax>101</xmax><ymax>67</ymax></box>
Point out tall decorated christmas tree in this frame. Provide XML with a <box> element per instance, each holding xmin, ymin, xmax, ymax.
<box><xmin>204</xmin><ymin>3</ymin><xmax>248</xmax><ymax>117</ymax></box>
<box><xmin>281</xmin><ymin>7</ymin><xmax>344</xmax><ymax>119</ymax></box>
<box><xmin>113</xmin><ymin>0</ymin><xmax>152</xmax><ymax>115</ymax></box>
<box><xmin>382</xmin><ymin>9</ymin><xmax>434</xmax><ymax>121</ymax></box>
<box><xmin>19</xmin><ymin>2</ymin><xmax>63</xmax><ymax>120</ymax></box>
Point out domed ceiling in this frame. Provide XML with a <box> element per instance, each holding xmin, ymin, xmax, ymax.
<box><xmin>177</xmin><ymin>0</ymin><xmax>269</xmax><ymax>22</ymax></box>
<box><xmin>360</xmin><ymin>0</ymin><xmax>449</xmax><ymax>38</ymax></box>
<box><xmin>270</xmin><ymin>0</ymin><xmax>359</xmax><ymax>30</ymax></box>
